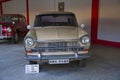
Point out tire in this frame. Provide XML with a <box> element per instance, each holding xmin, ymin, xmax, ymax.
<box><xmin>78</xmin><ymin>59</ymin><xmax>87</xmax><ymax>67</ymax></box>
<box><xmin>12</xmin><ymin>32</ymin><xmax>19</xmax><ymax>44</ymax></box>
<box><xmin>29</xmin><ymin>61</ymin><xmax>38</xmax><ymax>64</ymax></box>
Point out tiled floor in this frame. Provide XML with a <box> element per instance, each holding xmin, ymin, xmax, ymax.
<box><xmin>0</xmin><ymin>42</ymin><xmax>120</xmax><ymax>80</ymax></box>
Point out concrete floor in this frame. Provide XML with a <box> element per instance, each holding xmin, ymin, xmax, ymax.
<box><xmin>0</xmin><ymin>41</ymin><xmax>120</xmax><ymax>80</ymax></box>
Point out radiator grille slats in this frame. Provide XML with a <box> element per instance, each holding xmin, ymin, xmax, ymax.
<box><xmin>36</xmin><ymin>41</ymin><xmax>83</xmax><ymax>52</ymax></box>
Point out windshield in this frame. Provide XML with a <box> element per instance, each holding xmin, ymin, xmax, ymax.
<box><xmin>34</xmin><ymin>14</ymin><xmax>78</xmax><ymax>27</ymax></box>
<box><xmin>0</xmin><ymin>15</ymin><xmax>18</xmax><ymax>23</ymax></box>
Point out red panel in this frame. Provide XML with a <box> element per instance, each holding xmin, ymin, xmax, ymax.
<box><xmin>96</xmin><ymin>40</ymin><xmax>120</xmax><ymax>48</ymax></box>
<box><xmin>91</xmin><ymin>0</ymin><xmax>99</xmax><ymax>43</ymax></box>
<box><xmin>26</xmin><ymin>0</ymin><xmax>29</xmax><ymax>25</ymax></box>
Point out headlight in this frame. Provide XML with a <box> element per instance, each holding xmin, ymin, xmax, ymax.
<box><xmin>7</xmin><ymin>27</ymin><xmax>12</xmax><ymax>32</ymax></box>
<box><xmin>24</xmin><ymin>37</ymin><xmax>35</xmax><ymax>47</ymax></box>
<box><xmin>80</xmin><ymin>35</ymin><xmax>90</xmax><ymax>44</ymax></box>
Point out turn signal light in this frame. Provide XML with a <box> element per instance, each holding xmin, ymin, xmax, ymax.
<box><xmin>26</xmin><ymin>49</ymin><xmax>32</xmax><ymax>54</ymax></box>
<box><xmin>84</xmin><ymin>48</ymin><xmax>89</xmax><ymax>51</ymax></box>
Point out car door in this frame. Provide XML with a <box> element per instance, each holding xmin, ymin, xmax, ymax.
<box><xmin>18</xmin><ymin>15</ymin><xmax>28</xmax><ymax>32</ymax></box>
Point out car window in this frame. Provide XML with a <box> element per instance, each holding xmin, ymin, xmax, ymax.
<box><xmin>11</xmin><ymin>16</ymin><xmax>19</xmax><ymax>22</ymax></box>
<box><xmin>0</xmin><ymin>15</ymin><xmax>19</xmax><ymax>23</ymax></box>
<box><xmin>19</xmin><ymin>16</ymin><xmax>26</xmax><ymax>23</ymax></box>
<box><xmin>34</xmin><ymin>14</ymin><xmax>78</xmax><ymax>27</ymax></box>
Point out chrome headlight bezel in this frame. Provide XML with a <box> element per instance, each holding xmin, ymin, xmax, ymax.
<box><xmin>24</xmin><ymin>36</ymin><xmax>35</xmax><ymax>47</ymax></box>
<box><xmin>80</xmin><ymin>35</ymin><xmax>90</xmax><ymax>44</ymax></box>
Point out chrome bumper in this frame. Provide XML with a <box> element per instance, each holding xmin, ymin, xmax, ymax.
<box><xmin>0</xmin><ymin>36</ymin><xmax>12</xmax><ymax>39</ymax></box>
<box><xmin>25</xmin><ymin>52</ymin><xmax>91</xmax><ymax>61</ymax></box>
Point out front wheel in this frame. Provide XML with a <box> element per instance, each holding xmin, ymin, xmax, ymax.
<box><xmin>12</xmin><ymin>32</ymin><xmax>19</xmax><ymax>44</ymax></box>
<box><xmin>77</xmin><ymin>59</ymin><xmax>87</xmax><ymax>67</ymax></box>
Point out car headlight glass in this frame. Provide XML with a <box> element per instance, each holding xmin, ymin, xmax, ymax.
<box><xmin>80</xmin><ymin>35</ymin><xmax>90</xmax><ymax>44</ymax></box>
<box><xmin>7</xmin><ymin>27</ymin><xmax>12</xmax><ymax>32</ymax></box>
<box><xmin>24</xmin><ymin>37</ymin><xmax>34</xmax><ymax>47</ymax></box>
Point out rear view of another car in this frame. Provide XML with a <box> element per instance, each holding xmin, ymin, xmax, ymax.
<box><xmin>0</xmin><ymin>14</ymin><xmax>28</xmax><ymax>43</ymax></box>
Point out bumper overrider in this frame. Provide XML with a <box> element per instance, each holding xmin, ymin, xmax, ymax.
<box><xmin>24</xmin><ymin>46</ymin><xmax>91</xmax><ymax>62</ymax></box>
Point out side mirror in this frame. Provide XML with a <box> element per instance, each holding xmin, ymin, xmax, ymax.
<box><xmin>27</xmin><ymin>25</ymin><xmax>32</xmax><ymax>29</ymax></box>
<box><xmin>80</xmin><ymin>24</ymin><xmax>85</xmax><ymax>29</ymax></box>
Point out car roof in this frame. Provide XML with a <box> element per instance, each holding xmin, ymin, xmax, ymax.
<box><xmin>36</xmin><ymin>11</ymin><xmax>75</xmax><ymax>16</ymax></box>
<box><xmin>0</xmin><ymin>14</ymin><xmax>25</xmax><ymax>17</ymax></box>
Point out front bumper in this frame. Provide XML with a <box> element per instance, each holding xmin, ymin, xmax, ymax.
<box><xmin>25</xmin><ymin>52</ymin><xmax>91</xmax><ymax>61</ymax></box>
<box><xmin>24</xmin><ymin>44</ymin><xmax>91</xmax><ymax>62</ymax></box>
<box><xmin>0</xmin><ymin>36</ymin><xmax>12</xmax><ymax>39</ymax></box>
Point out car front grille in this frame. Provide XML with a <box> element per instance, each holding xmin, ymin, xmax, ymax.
<box><xmin>35</xmin><ymin>41</ymin><xmax>83</xmax><ymax>52</ymax></box>
<box><xmin>0</xmin><ymin>25</ymin><xmax>2</xmax><ymax>36</ymax></box>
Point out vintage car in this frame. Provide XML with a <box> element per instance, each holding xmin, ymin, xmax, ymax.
<box><xmin>0</xmin><ymin>14</ymin><xmax>28</xmax><ymax>43</ymax></box>
<box><xmin>24</xmin><ymin>11</ymin><xmax>91</xmax><ymax>67</ymax></box>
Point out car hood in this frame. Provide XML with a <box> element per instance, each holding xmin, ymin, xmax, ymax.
<box><xmin>34</xmin><ymin>26</ymin><xmax>87</xmax><ymax>41</ymax></box>
<box><xmin>0</xmin><ymin>22</ymin><xmax>13</xmax><ymax>26</ymax></box>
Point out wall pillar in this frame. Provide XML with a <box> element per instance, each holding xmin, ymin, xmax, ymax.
<box><xmin>26</xmin><ymin>0</ymin><xmax>29</xmax><ymax>25</ymax></box>
<box><xmin>91</xmin><ymin>0</ymin><xmax>99</xmax><ymax>43</ymax></box>
<box><xmin>0</xmin><ymin>2</ymin><xmax>3</xmax><ymax>15</ymax></box>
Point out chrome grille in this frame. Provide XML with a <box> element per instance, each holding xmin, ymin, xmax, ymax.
<box><xmin>0</xmin><ymin>25</ymin><xmax>2</xmax><ymax>36</ymax></box>
<box><xmin>35</xmin><ymin>41</ymin><xmax>83</xmax><ymax>52</ymax></box>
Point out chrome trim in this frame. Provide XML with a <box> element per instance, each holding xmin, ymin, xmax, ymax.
<box><xmin>36</xmin><ymin>39</ymin><xmax>80</xmax><ymax>43</ymax></box>
<box><xmin>0</xmin><ymin>36</ymin><xmax>12</xmax><ymax>39</ymax></box>
<box><xmin>25</xmin><ymin>53</ymin><xmax>91</xmax><ymax>60</ymax></box>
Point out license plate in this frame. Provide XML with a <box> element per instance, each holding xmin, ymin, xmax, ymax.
<box><xmin>49</xmin><ymin>59</ymin><xmax>69</xmax><ymax>64</ymax></box>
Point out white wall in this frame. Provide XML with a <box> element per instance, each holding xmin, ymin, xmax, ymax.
<box><xmin>98</xmin><ymin>0</ymin><xmax>120</xmax><ymax>42</ymax></box>
<box><xmin>65</xmin><ymin>0</ymin><xmax>91</xmax><ymax>35</ymax></box>
<box><xmin>2</xmin><ymin>0</ymin><xmax>26</xmax><ymax>17</ymax></box>
<box><xmin>29</xmin><ymin>0</ymin><xmax>55</xmax><ymax>26</ymax></box>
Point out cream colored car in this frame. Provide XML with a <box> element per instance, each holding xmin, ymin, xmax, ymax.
<box><xmin>24</xmin><ymin>11</ymin><xmax>91</xmax><ymax>67</ymax></box>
